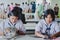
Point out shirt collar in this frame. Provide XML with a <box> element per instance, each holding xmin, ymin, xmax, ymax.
<box><xmin>8</xmin><ymin>19</ymin><xmax>17</xmax><ymax>25</ymax></box>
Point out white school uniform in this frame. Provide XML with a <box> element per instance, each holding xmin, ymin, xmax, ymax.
<box><xmin>0</xmin><ymin>19</ymin><xmax>26</xmax><ymax>33</ymax></box>
<box><xmin>35</xmin><ymin>19</ymin><xmax>60</xmax><ymax>36</ymax></box>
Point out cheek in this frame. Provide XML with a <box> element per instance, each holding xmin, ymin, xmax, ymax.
<box><xmin>46</xmin><ymin>18</ymin><xmax>52</xmax><ymax>21</ymax></box>
<box><xmin>46</xmin><ymin>18</ymin><xmax>49</xmax><ymax>21</ymax></box>
<box><xmin>14</xmin><ymin>19</ymin><xmax>18</xmax><ymax>22</ymax></box>
<box><xmin>12</xmin><ymin>19</ymin><xmax>14</xmax><ymax>22</ymax></box>
<box><xmin>47</xmin><ymin>18</ymin><xmax>52</xmax><ymax>22</ymax></box>
<box><xmin>15</xmin><ymin>19</ymin><xmax>17</xmax><ymax>22</ymax></box>
<box><xmin>50</xmin><ymin>19</ymin><xmax>52</xmax><ymax>21</ymax></box>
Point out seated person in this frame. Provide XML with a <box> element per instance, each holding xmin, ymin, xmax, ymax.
<box><xmin>0</xmin><ymin>11</ymin><xmax>26</xmax><ymax>36</ymax></box>
<box><xmin>12</xmin><ymin>7</ymin><xmax>26</xmax><ymax>24</ymax></box>
<box><xmin>35</xmin><ymin>9</ymin><xmax>60</xmax><ymax>39</ymax></box>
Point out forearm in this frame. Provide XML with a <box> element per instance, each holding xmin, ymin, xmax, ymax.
<box><xmin>51</xmin><ymin>32</ymin><xmax>60</xmax><ymax>38</ymax></box>
<box><xmin>16</xmin><ymin>30</ymin><xmax>25</xmax><ymax>35</ymax></box>
<box><xmin>0</xmin><ymin>32</ymin><xmax>4</xmax><ymax>36</ymax></box>
<box><xmin>35</xmin><ymin>31</ymin><xmax>45</xmax><ymax>38</ymax></box>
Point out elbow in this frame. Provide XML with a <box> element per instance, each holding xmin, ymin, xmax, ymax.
<box><xmin>16</xmin><ymin>30</ymin><xmax>26</xmax><ymax>35</ymax></box>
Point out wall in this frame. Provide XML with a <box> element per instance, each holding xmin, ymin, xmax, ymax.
<box><xmin>0</xmin><ymin>0</ymin><xmax>28</xmax><ymax>8</ymax></box>
<box><xmin>51</xmin><ymin>0</ymin><xmax>60</xmax><ymax>17</ymax></box>
<box><xmin>0</xmin><ymin>0</ymin><xmax>60</xmax><ymax>11</ymax></box>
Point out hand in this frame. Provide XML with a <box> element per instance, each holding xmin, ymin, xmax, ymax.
<box><xmin>50</xmin><ymin>36</ymin><xmax>56</xmax><ymax>39</ymax></box>
<box><xmin>0</xmin><ymin>32</ymin><xmax>4</xmax><ymax>36</ymax></box>
<box><xmin>42</xmin><ymin>35</ymin><xmax>48</xmax><ymax>39</ymax></box>
<box><xmin>5</xmin><ymin>28</ymin><xmax>10</xmax><ymax>33</ymax></box>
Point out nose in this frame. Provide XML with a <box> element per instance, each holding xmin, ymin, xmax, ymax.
<box><xmin>12</xmin><ymin>19</ymin><xmax>15</xmax><ymax>22</ymax></box>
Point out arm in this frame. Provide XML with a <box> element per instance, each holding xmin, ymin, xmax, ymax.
<box><xmin>35</xmin><ymin>21</ymin><xmax>48</xmax><ymax>38</ymax></box>
<box><xmin>16</xmin><ymin>20</ymin><xmax>26</xmax><ymax>35</ymax></box>
<box><xmin>51</xmin><ymin>32</ymin><xmax>60</xmax><ymax>39</ymax></box>
<box><xmin>0</xmin><ymin>22</ymin><xmax>4</xmax><ymax>36</ymax></box>
<box><xmin>16</xmin><ymin>30</ymin><xmax>25</xmax><ymax>35</ymax></box>
<box><xmin>51</xmin><ymin>22</ymin><xmax>60</xmax><ymax>39</ymax></box>
<box><xmin>0</xmin><ymin>32</ymin><xmax>4</xmax><ymax>36</ymax></box>
<box><xmin>35</xmin><ymin>31</ymin><xmax>45</xmax><ymax>38</ymax></box>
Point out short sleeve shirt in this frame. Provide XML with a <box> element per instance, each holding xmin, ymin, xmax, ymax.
<box><xmin>35</xmin><ymin>19</ymin><xmax>60</xmax><ymax>35</ymax></box>
<box><xmin>0</xmin><ymin>19</ymin><xmax>26</xmax><ymax>33</ymax></box>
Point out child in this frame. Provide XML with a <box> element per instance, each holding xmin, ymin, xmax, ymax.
<box><xmin>35</xmin><ymin>9</ymin><xmax>60</xmax><ymax>40</ymax></box>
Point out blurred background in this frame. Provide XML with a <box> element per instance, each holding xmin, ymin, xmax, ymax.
<box><xmin>0</xmin><ymin>0</ymin><xmax>60</xmax><ymax>34</ymax></box>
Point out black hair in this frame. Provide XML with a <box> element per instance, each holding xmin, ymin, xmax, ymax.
<box><xmin>22</xmin><ymin>2</ymin><xmax>24</xmax><ymax>4</ymax></box>
<box><xmin>25</xmin><ymin>2</ymin><xmax>27</xmax><ymax>4</ymax></box>
<box><xmin>44</xmin><ymin>9</ymin><xmax>55</xmax><ymax>21</ymax></box>
<box><xmin>8</xmin><ymin>12</ymin><xmax>19</xmax><ymax>18</ymax></box>
<box><xmin>11</xmin><ymin>3</ymin><xmax>13</xmax><ymax>5</ymax></box>
<box><xmin>55</xmin><ymin>4</ymin><xmax>58</xmax><ymax>5</ymax></box>
<box><xmin>33</xmin><ymin>2</ymin><xmax>35</xmax><ymax>4</ymax></box>
<box><xmin>8</xmin><ymin>7</ymin><xmax>22</xmax><ymax>20</ymax></box>
<box><xmin>12</xmin><ymin>7</ymin><xmax>22</xmax><ymax>13</ymax></box>
<box><xmin>7</xmin><ymin>4</ymin><xmax>10</xmax><ymax>6</ymax></box>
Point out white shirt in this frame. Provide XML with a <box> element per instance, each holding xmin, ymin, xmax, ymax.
<box><xmin>35</xmin><ymin>19</ymin><xmax>60</xmax><ymax>35</ymax></box>
<box><xmin>29</xmin><ymin>4</ymin><xmax>32</xmax><ymax>10</ymax></box>
<box><xmin>0</xmin><ymin>5</ymin><xmax>5</xmax><ymax>13</ymax></box>
<box><xmin>0</xmin><ymin>19</ymin><xmax>26</xmax><ymax>33</ymax></box>
<box><xmin>24</xmin><ymin>4</ymin><xmax>29</xmax><ymax>11</ymax></box>
<box><xmin>44</xmin><ymin>3</ymin><xmax>48</xmax><ymax>11</ymax></box>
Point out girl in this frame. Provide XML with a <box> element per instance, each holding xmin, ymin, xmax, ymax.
<box><xmin>35</xmin><ymin>9</ymin><xmax>60</xmax><ymax>40</ymax></box>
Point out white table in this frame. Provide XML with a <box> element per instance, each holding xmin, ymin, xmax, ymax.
<box><xmin>0</xmin><ymin>35</ymin><xmax>52</xmax><ymax>40</ymax></box>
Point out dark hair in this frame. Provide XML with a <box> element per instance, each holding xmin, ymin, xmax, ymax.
<box><xmin>56</xmin><ymin>4</ymin><xmax>58</xmax><ymax>5</ymax></box>
<box><xmin>11</xmin><ymin>3</ymin><xmax>13</xmax><ymax>5</ymax></box>
<box><xmin>33</xmin><ymin>2</ymin><xmax>35</xmax><ymax>4</ymax></box>
<box><xmin>22</xmin><ymin>2</ymin><xmax>24</xmax><ymax>4</ymax></box>
<box><xmin>44</xmin><ymin>9</ymin><xmax>55</xmax><ymax>21</ymax></box>
<box><xmin>8</xmin><ymin>7</ymin><xmax>22</xmax><ymax>20</ymax></box>
<box><xmin>7</xmin><ymin>4</ymin><xmax>10</xmax><ymax>6</ymax></box>
<box><xmin>12</xmin><ymin>7</ymin><xmax>22</xmax><ymax>13</ymax></box>
<box><xmin>8</xmin><ymin>12</ymin><xmax>19</xmax><ymax>18</ymax></box>
<box><xmin>25</xmin><ymin>2</ymin><xmax>27</xmax><ymax>4</ymax></box>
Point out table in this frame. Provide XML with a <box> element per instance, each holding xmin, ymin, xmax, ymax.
<box><xmin>15</xmin><ymin>35</ymin><xmax>49</xmax><ymax>40</ymax></box>
<box><xmin>0</xmin><ymin>34</ymin><xmax>60</xmax><ymax>40</ymax></box>
<box><xmin>0</xmin><ymin>35</ymin><xmax>52</xmax><ymax>40</ymax></box>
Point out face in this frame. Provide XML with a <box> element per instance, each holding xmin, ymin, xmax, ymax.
<box><xmin>45</xmin><ymin>14</ymin><xmax>53</xmax><ymax>24</ymax></box>
<box><xmin>9</xmin><ymin>16</ymin><xmax>18</xmax><ymax>23</ymax></box>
